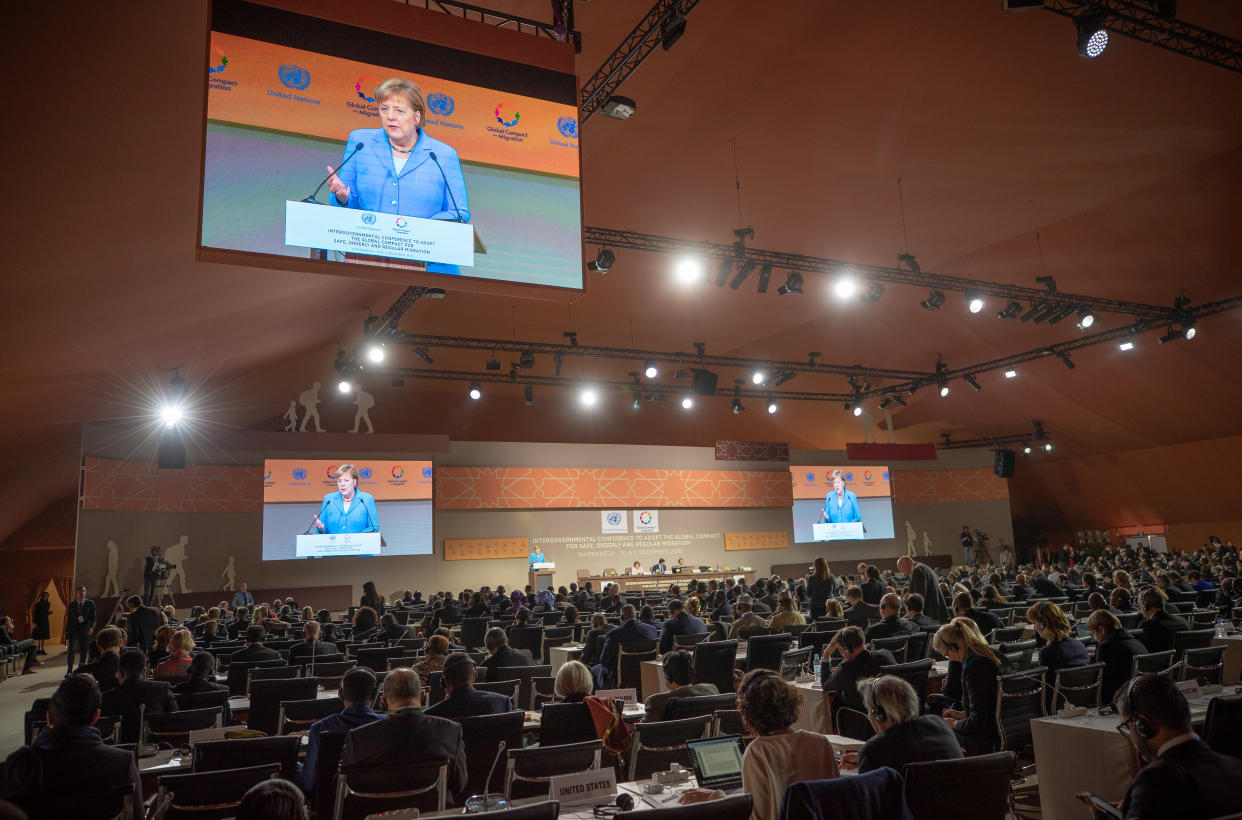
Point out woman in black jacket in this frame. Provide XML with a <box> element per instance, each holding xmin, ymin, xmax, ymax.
<box><xmin>1088</xmin><ymin>609</ymin><xmax>1148</xmax><ymax>703</ymax></box>
<box><xmin>934</xmin><ymin>617</ymin><xmax>1001</xmax><ymax>756</ymax></box>
<box><xmin>806</xmin><ymin>557</ymin><xmax>837</xmax><ymax>620</ymax></box>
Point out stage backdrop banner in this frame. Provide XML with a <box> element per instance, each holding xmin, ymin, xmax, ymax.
<box><xmin>263</xmin><ymin>459</ymin><xmax>432</xmax><ymax>502</ymax></box>
<box><xmin>436</xmin><ymin>467</ymin><xmax>792</xmax><ymax>510</ymax></box>
<box><xmin>724</xmin><ymin>531</ymin><xmax>790</xmax><ymax>550</ymax></box>
<box><xmin>601</xmin><ymin>511</ymin><xmax>627</xmax><ymax>534</ymax></box>
<box><xmin>82</xmin><ymin>458</ymin><xmax>261</xmax><ymax>513</ymax></box>
<box><xmin>791</xmin><ymin>466</ymin><xmax>891</xmax><ymax>500</ymax></box>
<box><xmin>891</xmin><ymin>468</ymin><xmax>1009</xmax><ymax>504</ymax></box>
<box><xmin>444</xmin><ymin>538</ymin><xmax>529</xmax><ymax>561</ymax></box>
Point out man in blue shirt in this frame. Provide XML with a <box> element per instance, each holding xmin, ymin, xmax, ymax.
<box><xmin>302</xmin><ymin>667</ymin><xmax>384</xmax><ymax>795</ymax></box>
<box><xmin>529</xmin><ymin>548</ymin><xmax>547</xmax><ymax>566</ymax></box>
<box><xmin>231</xmin><ymin>581</ymin><xmax>254</xmax><ymax>610</ymax></box>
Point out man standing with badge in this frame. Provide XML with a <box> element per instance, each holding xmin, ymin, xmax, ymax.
<box><xmin>65</xmin><ymin>586</ymin><xmax>96</xmax><ymax>674</ymax></box>
<box><xmin>960</xmin><ymin>525</ymin><xmax>974</xmax><ymax>566</ymax></box>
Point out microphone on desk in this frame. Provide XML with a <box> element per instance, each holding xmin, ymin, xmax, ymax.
<box><xmin>302</xmin><ymin>142</ymin><xmax>365</xmax><ymax>204</ymax></box>
<box><xmin>466</xmin><ymin>739</ymin><xmax>506</xmax><ymax>810</ymax></box>
<box><xmin>427</xmin><ymin>151</ymin><xmax>465</xmax><ymax>222</ymax></box>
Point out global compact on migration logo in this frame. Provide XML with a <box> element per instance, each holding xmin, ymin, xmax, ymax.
<box><xmin>326</xmin><ymin>465</ymin><xmax>338</xmax><ymax>479</ymax></box>
<box><xmin>638</xmin><ymin>511</ymin><xmax>654</xmax><ymax>526</ymax></box>
<box><xmin>392</xmin><ymin>466</ymin><xmax>405</xmax><ymax>479</ymax></box>
<box><xmin>263</xmin><ymin>467</ymin><xmax>272</xmax><ymax>482</ymax></box>
<box><xmin>494</xmin><ymin>103</ymin><xmax>520</xmax><ymax>127</ymax></box>
<box><xmin>354</xmin><ymin>76</ymin><xmax>378</xmax><ymax>102</ymax></box>
<box><xmin>395</xmin><ymin>216</ymin><xmax>408</xmax><ymax>229</ymax></box>
<box><xmin>208</xmin><ymin>45</ymin><xmax>228</xmax><ymax>74</ymax></box>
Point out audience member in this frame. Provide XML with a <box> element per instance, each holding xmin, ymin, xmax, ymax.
<box><xmin>152</xmin><ymin>629</ymin><xmax>194</xmax><ymax>680</ymax></box>
<box><xmin>865</xmin><ymin>593</ymin><xmax>920</xmax><ymax>641</ymax></box>
<box><xmin>237</xmin><ymin>778</ymin><xmax>307</xmax><ymax>820</ymax></box>
<box><xmin>643</xmin><ymin>649</ymin><xmax>718</xmax><ymax>722</ymax></box>
<box><xmin>553</xmin><ymin>660</ymin><xmax>594</xmax><ymax>703</ymax></box>
<box><xmin>842</xmin><ymin>585</ymin><xmax>879</xmax><ymax>630</ymax></box>
<box><xmin>414</xmin><ymin>634</ymin><xmax>451</xmax><ymax>680</ymax></box>
<box><xmin>851</xmin><ymin>675</ymin><xmax>963</xmax><ymax>773</ymax></box>
<box><xmin>480</xmin><ymin>627</ymin><xmax>532</xmax><ymax>682</ymax></box>
<box><xmin>594</xmin><ymin>604</ymin><xmax>658</xmax><ymax>689</ymax></box>
<box><xmin>580</xmin><ymin>614</ymin><xmax>612</xmax><ymax>667</ymax></box>
<box><xmin>903</xmin><ymin>593</ymin><xmax>939</xmax><ymax>630</ymax></box>
<box><xmin>302</xmin><ymin>667</ymin><xmax>382</xmax><ymax>795</ymax></box>
<box><xmin>233</xmin><ymin>625</ymin><xmax>281</xmax><ymax>663</ymax></box>
<box><xmin>425</xmin><ymin>653</ymin><xmax>512</xmax><ymax>718</ymax></box>
<box><xmin>288</xmin><ymin>620</ymin><xmax>337</xmax><ymax>665</ymax></box>
<box><xmin>821</xmin><ymin>626</ymin><xmax>895</xmax><ymax>711</ymax></box>
<box><xmin>75</xmin><ymin>626</ymin><xmax>124</xmax><ymax>691</ymax></box>
<box><xmin>99</xmin><ymin>650</ymin><xmax>178</xmax><ymax>743</ymax></box>
<box><xmin>1088</xmin><ymin>609</ymin><xmax>1147</xmax><ymax>704</ymax></box>
<box><xmin>934</xmin><ymin>618</ymin><xmax>1000</xmax><ymax>755</ymax></box>
<box><xmin>64</xmin><ymin>586</ymin><xmax>96</xmax><ymax>675</ymax></box>
<box><xmin>658</xmin><ymin>598</ymin><xmax>706</xmax><ymax>654</ymax></box>
<box><xmin>1136</xmin><ymin>586</ymin><xmax>1189</xmax><ymax>653</ymax></box>
<box><xmin>123</xmin><ymin>595</ymin><xmax>162</xmax><ymax>653</ymax></box>
<box><xmin>768</xmin><ymin>593</ymin><xmax>807</xmax><ymax>630</ymax></box>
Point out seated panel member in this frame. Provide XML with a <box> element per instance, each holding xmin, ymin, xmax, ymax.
<box><xmin>313</xmin><ymin>463</ymin><xmax>379</xmax><ymax>535</ymax></box>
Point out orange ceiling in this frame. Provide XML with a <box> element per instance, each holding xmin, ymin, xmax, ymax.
<box><xmin>4</xmin><ymin>0</ymin><xmax>1242</xmax><ymax>544</ymax></box>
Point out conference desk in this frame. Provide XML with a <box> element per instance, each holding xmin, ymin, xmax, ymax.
<box><xmin>582</xmin><ymin>570</ymin><xmax>757</xmax><ymax>594</ymax></box>
<box><xmin>1212</xmin><ymin>633</ymin><xmax>1242</xmax><ymax>684</ymax></box>
<box><xmin>1032</xmin><ymin>692</ymin><xmax>1216</xmax><ymax>820</ymax></box>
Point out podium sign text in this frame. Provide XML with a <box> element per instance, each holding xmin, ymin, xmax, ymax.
<box><xmin>285</xmin><ymin>201</ymin><xmax>474</xmax><ymax>266</ymax></box>
<box><xmin>296</xmin><ymin>532</ymin><xmax>382</xmax><ymax>558</ymax></box>
<box><xmin>812</xmin><ymin>522</ymin><xmax>865</xmax><ymax>541</ymax></box>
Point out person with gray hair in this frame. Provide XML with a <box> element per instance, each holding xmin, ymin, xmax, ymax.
<box><xmin>642</xmin><ymin>649</ymin><xmax>719</xmax><ymax>722</ymax></box>
<box><xmin>727</xmin><ymin>594</ymin><xmax>769</xmax><ymax>639</ymax></box>
<box><xmin>849</xmin><ymin>675</ymin><xmax>963</xmax><ymax>773</ymax></box>
<box><xmin>479</xmin><ymin>626</ymin><xmax>532</xmax><ymax>682</ymax></box>
<box><xmin>340</xmin><ymin>667</ymin><xmax>470</xmax><ymax>806</ymax></box>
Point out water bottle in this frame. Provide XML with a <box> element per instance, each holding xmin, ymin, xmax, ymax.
<box><xmin>1215</xmin><ymin>618</ymin><xmax>1227</xmax><ymax>638</ymax></box>
<box><xmin>813</xmin><ymin>653</ymin><xmax>822</xmax><ymax>677</ymax></box>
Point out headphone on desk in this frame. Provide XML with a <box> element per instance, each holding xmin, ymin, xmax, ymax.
<box><xmin>593</xmin><ymin>793</ymin><xmax>634</xmax><ymax>816</ymax></box>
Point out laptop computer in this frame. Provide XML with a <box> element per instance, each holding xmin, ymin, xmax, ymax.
<box><xmin>685</xmin><ymin>735</ymin><xmax>745</xmax><ymax>793</ymax></box>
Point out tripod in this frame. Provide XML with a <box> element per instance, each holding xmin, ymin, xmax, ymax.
<box><xmin>150</xmin><ymin>569</ymin><xmax>177</xmax><ymax>610</ymax></box>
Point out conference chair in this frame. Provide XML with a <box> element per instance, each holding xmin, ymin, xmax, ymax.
<box><xmin>989</xmin><ymin>626</ymin><xmax>1026</xmax><ymax>644</ymax></box>
<box><xmin>174</xmin><ymin>688</ymin><xmax>232</xmax><ymax>726</ymax></box>
<box><xmin>1202</xmin><ymin>693</ymin><xmax>1242</xmax><ymax>758</ymax></box>
<box><xmin>394</xmin><ymin>637</ymin><xmax>427</xmax><ymax>652</ymax></box>
<box><xmin>539</xmin><ymin>612</ymin><xmax>562</xmax><ymax>626</ymax></box>
<box><xmin>796</xmin><ymin>630</ymin><xmax>835</xmax><ymax>659</ymax></box>
<box><xmin>997</xmin><ymin>639</ymin><xmax>1037</xmax><ymax>655</ymax></box>
<box><xmin>509</xmin><ymin>626</ymin><xmax>545</xmax><ymax>660</ymax></box>
<box><xmin>617</xmin><ymin>795</ymin><xmax>752</xmax><ymax>820</ymax></box>
<box><xmin>192</xmin><ymin>735</ymin><xmax>301</xmax><ymax>782</ymax></box>
<box><xmin>542</xmin><ymin>627</ymin><xmax>574</xmax><ymax>664</ymax></box>
<box><xmin>1189</xmin><ymin>609</ymin><xmax>1219</xmax><ymax>629</ymax></box>
<box><xmin>505</xmin><ymin>739</ymin><xmax>602</xmax><ymax>800</ymax></box>
<box><xmin>156</xmin><ymin>763</ymin><xmax>279</xmax><ymax>820</ymax></box>
<box><xmin>737</xmin><ymin>625</ymin><xmax>771</xmax><ymax>641</ymax></box>
<box><xmin>1179</xmin><ymin>645</ymin><xmax>1227</xmax><ymax>685</ymax></box>
<box><xmin>142</xmin><ymin>706</ymin><xmax>223</xmax><ymax>747</ymax></box>
<box><xmin>497</xmin><ymin>664</ymin><xmax>552</xmax><ymax>711</ymax></box>
<box><xmin>1051</xmin><ymin>662</ymin><xmax>1104</xmax><ymax>710</ymax></box>
<box><xmin>334</xmin><ymin>759</ymin><xmax>449</xmax><ymax>820</ymax></box>
<box><xmin>478</xmin><ymin>802</ymin><xmax>561</xmax><ymax>820</ymax></box>
<box><xmin>627</xmin><ymin>715</ymin><xmax>712</xmax><ymax>780</ymax></box>
<box><xmin>1172</xmin><ymin>628</ymin><xmax>1215</xmax><ymax>656</ymax></box>
<box><xmin>779</xmin><ymin>623</ymin><xmax>812</xmax><ymax>640</ymax></box>
<box><xmin>1131</xmin><ymin>650</ymin><xmax>1177</xmax><ymax>677</ymax></box>
<box><xmin>995</xmin><ymin>667</ymin><xmax>1047</xmax><ymax>754</ymax></box>
<box><xmin>9</xmin><ymin>782</ymin><xmax>135</xmax><ymax>820</ymax></box>
<box><xmin>474</xmin><ymin>679</ymin><xmax>520</xmax><ymax>704</ymax></box>
<box><xmin>1117</xmin><ymin>611</ymin><xmax>1142</xmax><ymax>630</ymax></box>
<box><xmin>454</xmin><ymin>711</ymin><xmax>525</xmax><ymax>796</ymax></box>
<box><xmin>711</xmin><ymin>709</ymin><xmax>746</xmax><ymax>738</ymax></box>
<box><xmin>673</xmin><ymin>632</ymin><xmax>710</xmax><ymax>649</ymax></box>
<box><xmin>904</xmin><ymin>630</ymin><xmax>931</xmax><ymax>661</ymax></box>
<box><xmin>902</xmin><ymin>751</ymin><xmax>1018</xmax><ymax>820</ymax></box>
<box><xmin>310</xmin><ymin>731</ymin><xmax>350</xmax><ymax>818</ymax></box>
<box><xmin>247</xmin><ymin>677</ymin><xmax>319</xmax><ymax>736</ymax></box>
<box><xmin>744</xmin><ymin>633</ymin><xmax>794</xmax><ymax>673</ymax></box>
<box><xmin>460</xmin><ymin>617</ymin><xmax>489</xmax><ymax>651</ymax></box>
<box><xmin>225</xmin><ymin>658</ymin><xmax>285</xmax><ymax>696</ymax></box>
<box><xmin>617</xmin><ymin>642</ymin><xmax>658</xmax><ymax>698</ymax></box>
<box><xmin>278</xmin><ymin>695</ymin><xmax>343</xmax><ymax>735</ymax></box>
<box><xmin>528</xmin><ymin>676</ymin><xmax>557</xmax><ymax>709</ymax></box>
<box><xmin>662</xmin><ymin>692</ymin><xmax>738</xmax><ymax>722</ymax></box>
<box><xmin>879</xmin><ymin>658</ymin><xmax>934</xmax><ymax>709</ymax></box>
<box><xmin>356</xmin><ymin>646</ymin><xmax>406</xmax><ymax>673</ymax></box>
<box><xmin>307</xmin><ymin>659</ymin><xmax>357</xmax><ymax>691</ymax></box>
<box><xmin>870</xmin><ymin>635</ymin><xmax>910</xmax><ymax>664</ymax></box>
<box><xmin>249</xmin><ymin>664</ymin><xmax>299</xmax><ymax>689</ymax></box>
<box><xmin>538</xmin><ymin>701</ymin><xmax>596</xmax><ymax>747</ymax></box>
<box><xmin>693</xmin><ymin>640</ymin><xmax>739</xmax><ymax>693</ymax></box>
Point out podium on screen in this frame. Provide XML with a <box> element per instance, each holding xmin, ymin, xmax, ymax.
<box><xmin>296</xmin><ymin>532</ymin><xmax>382</xmax><ymax>558</ymax></box>
<box><xmin>812</xmin><ymin>522</ymin><xmax>864</xmax><ymax>541</ymax></box>
<box><xmin>285</xmin><ymin>200</ymin><xmax>486</xmax><ymax>268</ymax></box>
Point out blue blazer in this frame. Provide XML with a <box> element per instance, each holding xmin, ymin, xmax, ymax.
<box><xmin>318</xmin><ymin>490</ymin><xmax>380</xmax><ymax>534</ymax></box>
<box><xmin>330</xmin><ymin>128</ymin><xmax>470</xmax><ymax>222</ymax></box>
<box><xmin>823</xmin><ymin>489</ymin><xmax>862</xmax><ymax>523</ymax></box>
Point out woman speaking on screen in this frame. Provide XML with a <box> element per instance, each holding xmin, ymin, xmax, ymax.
<box><xmin>817</xmin><ymin>469</ymin><xmax>862</xmax><ymax>524</ymax></box>
<box><xmin>314</xmin><ymin>464</ymin><xmax>380</xmax><ymax>535</ymax></box>
<box><xmin>325</xmin><ymin>78</ymin><xmax>469</xmax><ymax>271</ymax></box>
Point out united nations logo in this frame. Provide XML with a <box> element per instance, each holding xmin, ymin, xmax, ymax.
<box><xmin>606</xmin><ymin>512</ymin><xmax>622</xmax><ymax>526</ymax></box>
<box><xmin>427</xmin><ymin>93</ymin><xmax>454</xmax><ymax>117</ymax></box>
<box><xmin>557</xmin><ymin>116</ymin><xmax>578</xmax><ymax>138</ymax></box>
<box><xmin>360</xmin><ymin>467</ymin><xmax>373</xmax><ymax>479</ymax></box>
<box><xmin>421</xmin><ymin>467</ymin><xmax>433</xmax><ymax>478</ymax></box>
<box><xmin>806</xmin><ymin>473</ymin><xmax>815</xmax><ymax>482</ymax></box>
<box><xmin>277</xmin><ymin>65</ymin><xmax>311</xmax><ymax>90</ymax></box>
<box><xmin>361</xmin><ymin>213</ymin><xmax>376</xmax><ymax>225</ymax></box>
<box><xmin>292</xmin><ymin>468</ymin><xmax>308</xmax><ymax>480</ymax></box>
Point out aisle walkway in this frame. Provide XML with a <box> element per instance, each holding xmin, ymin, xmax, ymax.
<box><xmin>0</xmin><ymin>645</ymin><xmax>71</xmax><ymax>755</ymax></box>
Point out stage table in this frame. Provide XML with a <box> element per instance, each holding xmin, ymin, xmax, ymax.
<box><xmin>583</xmin><ymin>570</ymin><xmax>757</xmax><ymax>594</ymax></box>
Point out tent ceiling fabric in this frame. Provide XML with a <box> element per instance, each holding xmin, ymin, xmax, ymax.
<box><xmin>4</xmin><ymin>1</ymin><xmax>1242</xmax><ymax>544</ymax></box>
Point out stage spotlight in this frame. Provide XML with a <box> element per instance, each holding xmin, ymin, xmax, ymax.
<box><xmin>681</xmin><ymin>395</ymin><xmax>694</xmax><ymax>410</ymax></box>
<box><xmin>337</xmin><ymin>379</ymin><xmax>353</xmax><ymax>394</ymax></box>
<box><xmin>893</xmin><ymin>395</ymin><xmax>907</xmax><ymax>407</ymax></box>
<box><xmin>414</xmin><ymin>347</ymin><xmax>434</xmax><ymax>365</ymax></box>
<box><xmin>580</xmin><ymin>387</ymin><xmax>598</xmax><ymax>407</ymax></box>
<box><xmin>643</xmin><ymin>361</ymin><xmax>659</xmax><ymax>379</ymax></box>
<box><xmin>878</xmin><ymin>398</ymin><xmax>891</xmax><ymax>410</ymax></box>
<box><xmin>771</xmin><ymin>369</ymin><xmax>796</xmax><ymax>387</ymax></box>
<box><xmin>908</xmin><ymin>383</ymin><xmax>923</xmax><ymax>396</ymax></box>
<box><xmin>553</xmin><ymin>353</ymin><xmax>564</xmax><ymax>376</ymax></box>
<box><xmin>860</xmin><ymin>282</ymin><xmax>885</xmax><ymax>303</ymax></box>
<box><xmin>1119</xmin><ymin>341</ymin><xmax>1134</xmax><ymax>351</ymax></box>
<box><xmin>160</xmin><ymin>404</ymin><xmax>182</xmax><ymax>429</ymax></box>
<box><xmin>920</xmin><ymin>289</ymin><xmax>946</xmax><ymax>310</ymax></box>
<box><xmin>1076</xmin><ymin>11</ymin><xmax>1109</xmax><ymax>58</ymax></box>
<box><xmin>1047</xmin><ymin>305</ymin><xmax>1077</xmax><ymax>326</ymax></box>
<box><xmin>766</xmin><ymin>400</ymin><xmax>777</xmax><ymax>414</ymax></box>
<box><xmin>833</xmin><ymin>277</ymin><xmax>858</xmax><ymax>299</ymax></box>
<box><xmin>852</xmin><ymin>405</ymin><xmax>863</xmax><ymax>417</ymax></box>
<box><xmin>997</xmin><ymin>301</ymin><xmax>1022</xmax><ymax>319</ymax></box>
<box><xmin>1019</xmin><ymin>302</ymin><xmax>1045</xmax><ymax>322</ymax></box>
<box><xmin>563</xmin><ymin>331</ymin><xmax>579</xmax><ymax>346</ymax></box>
<box><xmin>524</xmin><ymin>386</ymin><xmax>534</xmax><ymax>406</ymax></box>
<box><xmin>935</xmin><ymin>362</ymin><xmax>949</xmax><ymax>397</ymax></box>
<box><xmin>964</xmin><ymin>375</ymin><xmax>982</xmax><ymax>392</ymax></box>
<box><xmin>731</xmin><ymin>398</ymin><xmax>744</xmax><ymax>414</ymax></box>
<box><xmin>965</xmin><ymin>291</ymin><xmax>985</xmax><ymax>314</ymax></box>
<box><xmin>1044</xmin><ymin>442</ymin><xmax>1054</xmax><ymax>452</ymax></box>
<box><xmin>661</xmin><ymin>6</ymin><xmax>687</xmax><ymax>50</ymax></box>
<box><xmin>631</xmin><ymin>395</ymin><xmax>642</xmax><ymax>410</ymax></box>
<box><xmin>1031</xmin><ymin>303</ymin><xmax>1061</xmax><ymax>324</ymax></box>
<box><xmin>674</xmin><ymin>256</ymin><xmax>704</xmax><ymax>284</ymax></box>
<box><xmin>1004</xmin><ymin>369</ymin><xmax>1018</xmax><ymax>379</ymax></box>
<box><xmin>519</xmin><ymin>351</ymin><xmax>536</xmax><ymax>370</ymax></box>
<box><xmin>1184</xmin><ymin>322</ymin><xmax>1197</xmax><ymax>340</ymax></box>
<box><xmin>1076</xmin><ymin>308</ymin><xmax>1096</xmax><ymax>329</ymax></box>
<box><xmin>1056</xmin><ymin>351</ymin><xmax>1076</xmax><ymax>370</ymax></box>
<box><xmin>751</xmin><ymin>369</ymin><xmax>766</xmax><ymax>385</ymax></box>
<box><xmin>468</xmin><ymin>381</ymin><xmax>482</xmax><ymax>400</ymax></box>
<box><xmin>939</xmin><ymin>384</ymin><xmax>950</xmax><ymax>397</ymax></box>
<box><xmin>716</xmin><ymin>257</ymin><xmax>735</xmax><ymax>287</ymax></box>
<box><xmin>587</xmin><ymin>247</ymin><xmax>615</xmax><ymax>274</ymax></box>
<box><xmin>485</xmin><ymin>352</ymin><xmax>501</xmax><ymax>371</ymax></box>
<box><xmin>777</xmin><ymin>272</ymin><xmax>803</xmax><ymax>295</ymax></box>
<box><xmin>366</xmin><ymin>344</ymin><xmax>385</xmax><ymax>363</ymax></box>
<box><xmin>1022</xmin><ymin>444</ymin><xmax>1033</xmax><ymax>455</ymax></box>
<box><xmin>756</xmin><ymin>263</ymin><xmax>772</xmax><ymax>294</ymax></box>
<box><xmin>729</xmin><ymin>260</ymin><xmax>757</xmax><ymax>290</ymax></box>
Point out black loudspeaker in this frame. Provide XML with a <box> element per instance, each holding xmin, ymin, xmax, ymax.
<box><xmin>994</xmin><ymin>448</ymin><xmax>1015</xmax><ymax>478</ymax></box>
<box><xmin>157</xmin><ymin>431</ymin><xmax>187</xmax><ymax>470</ymax></box>
<box><xmin>691</xmin><ymin>369</ymin><xmax>719</xmax><ymax>395</ymax></box>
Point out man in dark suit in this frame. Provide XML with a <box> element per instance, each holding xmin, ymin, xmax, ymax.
<box><xmin>142</xmin><ymin>545</ymin><xmax>163</xmax><ymax>605</ymax></box>
<box><xmin>124</xmin><ymin>595</ymin><xmax>162</xmax><ymax>653</ymax></box>
<box><xmin>952</xmin><ymin>592</ymin><xmax>1004</xmax><ymax>639</ymax></box>
<box><xmin>642</xmin><ymin>649</ymin><xmax>718</xmax><ymax>722</ymax></box>
<box><xmin>340</xmin><ymin>668</ymin><xmax>469</xmax><ymax>807</ymax></box>
<box><xmin>822</xmin><ymin>626</ymin><xmax>896</xmax><ymax>710</ymax></box>
<box><xmin>1009</xmin><ymin>573</ymin><xmax>1035</xmax><ymax>602</ymax></box>
<box><xmin>1</xmin><ymin>674</ymin><xmax>143</xmax><ymax>819</ymax></box>
<box><xmin>1032</xmin><ymin>573</ymin><xmax>1062</xmax><ymax>599</ymax></box>
<box><xmin>1136</xmin><ymin>587</ymin><xmax>1189</xmax><ymax>653</ymax></box>
<box><xmin>1088</xmin><ymin>610</ymin><xmax>1148</xmax><ymax>704</ymax></box>
<box><xmin>903</xmin><ymin>594</ymin><xmax>940</xmax><ymax>630</ymax></box>
<box><xmin>232</xmin><ymin>624</ymin><xmax>282</xmax><ymax>663</ymax></box>
<box><xmin>897</xmin><ymin>557</ymin><xmax>948</xmax><ymax>623</ymax></box>
<box><xmin>65</xmin><ymin>586</ymin><xmax>97</xmax><ymax>674</ymax></box>
<box><xmin>594</xmin><ymin>604</ymin><xmax>658</xmax><ymax>690</ymax></box>
<box><xmin>227</xmin><ymin>607</ymin><xmax>252</xmax><ymax>641</ymax></box>
<box><xmin>99</xmin><ymin>651</ymin><xmax>178</xmax><ymax>743</ymax></box>
<box><xmin>1085</xmin><ymin>673</ymin><xmax>1242</xmax><ymax>818</ymax></box>
<box><xmin>76</xmin><ymin>626</ymin><xmax>124</xmax><ymax>691</ymax></box>
<box><xmin>288</xmin><ymin>621</ymin><xmax>338</xmax><ymax>665</ymax></box>
<box><xmin>843</xmin><ymin>585</ymin><xmax>880</xmax><ymax>630</ymax></box>
<box><xmin>658</xmin><ymin>598</ymin><xmax>707</xmax><ymax>654</ymax></box>
<box><xmin>376</xmin><ymin>613</ymin><xmax>413</xmax><ymax>643</ymax></box>
<box><xmin>302</xmin><ymin>667</ymin><xmax>383</xmax><ymax>796</ymax></box>
<box><xmin>425</xmin><ymin>653</ymin><xmax>513</xmax><ymax>719</ymax></box>
<box><xmin>429</xmin><ymin>599</ymin><xmax>464</xmax><ymax>631</ymax></box>
<box><xmin>859</xmin><ymin>566</ymin><xmax>885</xmax><ymax>606</ymax></box>
<box><xmin>865</xmin><ymin>593</ymin><xmax>922</xmax><ymax>641</ymax></box>
<box><xmin>580</xmin><ymin>614</ymin><xmax>613</xmax><ymax>667</ymax></box>
<box><xmin>479</xmin><ymin>628</ymin><xmax>532</xmax><ymax>682</ymax></box>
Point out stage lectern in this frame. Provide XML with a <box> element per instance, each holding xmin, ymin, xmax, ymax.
<box><xmin>529</xmin><ymin>562</ymin><xmax>556</xmax><ymax>592</ymax></box>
